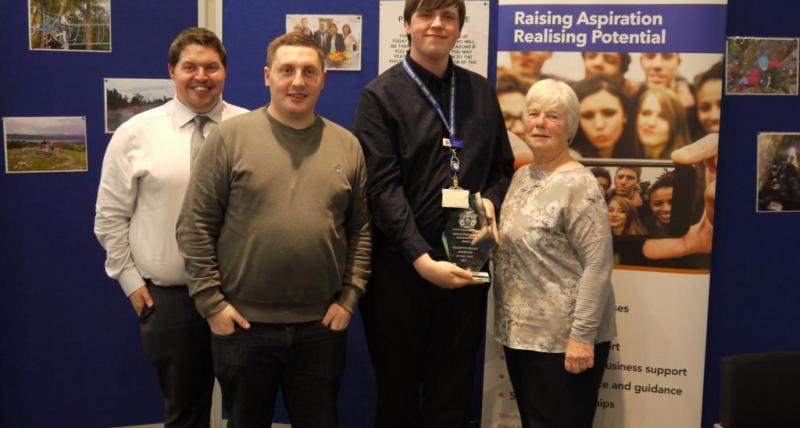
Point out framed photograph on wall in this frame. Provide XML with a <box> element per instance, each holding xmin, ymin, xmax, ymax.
<box><xmin>28</xmin><ymin>0</ymin><xmax>112</xmax><ymax>52</ymax></box>
<box><xmin>725</xmin><ymin>37</ymin><xmax>798</xmax><ymax>95</ymax></box>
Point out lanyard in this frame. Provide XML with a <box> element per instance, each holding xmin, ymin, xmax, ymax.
<box><xmin>402</xmin><ymin>58</ymin><xmax>462</xmax><ymax>188</ymax></box>
<box><xmin>402</xmin><ymin>58</ymin><xmax>458</xmax><ymax>143</ymax></box>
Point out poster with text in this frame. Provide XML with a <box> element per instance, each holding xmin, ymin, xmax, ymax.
<box><xmin>483</xmin><ymin>1</ymin><xmax>726</xmax><ymax>427</ymax></box>
<box><xmin>378</xmin><ymin>0</ymin><xmax>489</xmax><ymax>77</ymax></box>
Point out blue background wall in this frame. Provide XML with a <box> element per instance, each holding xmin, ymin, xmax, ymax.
<box><xmin>0</xmin><ymin>1</ymin><xmax>798</xmax><ymax>427</ymax></box>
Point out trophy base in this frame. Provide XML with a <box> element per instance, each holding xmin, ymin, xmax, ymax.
<box><xmin>472</xmin><ymin>271</ymin><xmax>490</xmax><ymax>283</ymax></box>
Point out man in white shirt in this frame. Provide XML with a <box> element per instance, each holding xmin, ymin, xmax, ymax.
<box><xmin>94</xmin><ymin>27</ymin><xmax>247</xmax><ymax>427</ymax></box>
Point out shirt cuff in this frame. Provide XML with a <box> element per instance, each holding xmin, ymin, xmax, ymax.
<box><xmin>335</xmin><ymin>285</ymin><xmax>364</xmax><ymax>314</ymax></box>
<box><xmin>119</xmin><ymin>268</ymin><xmax>145</xmax><ymax>297</ymax></box>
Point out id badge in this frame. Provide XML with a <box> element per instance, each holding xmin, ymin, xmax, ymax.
<box><xmin>442</xmin><ymin>188</ymin><xmax>470</xmax><ymax>209</ymax></box>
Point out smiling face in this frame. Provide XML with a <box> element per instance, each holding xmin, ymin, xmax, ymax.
<box><xmin>579</xmin><ymin>89</ymin><xmax>626</xmax><ymax>154</ymax></box>
<box><xmin>169</xmin><ymin>43</ymin><xmax>226</xmax><ymax>113</ymax></box>
<box><xmin>637</xmin><ymin>93</ymin><xmax>670</xmax><ymax>151</ymax></box>
<box><xmin>404</xmin><ymin>3</ymin><xmax>460</xmax><ymax>67</ymax></box>
<box><xmin>264</xmin><ymin>45</ymin><xmax>325</xmax><ymax>127</ymax></box>
<box><xmin>523</xmin><ymin>106</ymin><xmax>570</xmax><ymax>156</ymax></box>
<box><xmin>649</xmin><ymin>186</ymin><xmax>673</xmax><ymax>225</ymax></box>
<box><xmin>640</xmin><ymin>52</ymin><xmax>680</xmax><ymax>88</ymax></box>
<box><xmin>608</xmin><ymin>199</ymin><xmax>627</xmax><ymax>232</ymax></box>
<box><xmin>584</xmin><ymin>52</ymin><xmax>622</xmax><ymax>78</ymax></box>
<box><xmin>696</xmin><ymin>78</ymin><xmax>722</xmax><ymax>134</ymax></box>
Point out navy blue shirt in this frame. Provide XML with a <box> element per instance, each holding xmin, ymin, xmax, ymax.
<box><xmin>354</xmin><ymin>55</ymin><xmax>514</xmax><ymax>263</ymax></box>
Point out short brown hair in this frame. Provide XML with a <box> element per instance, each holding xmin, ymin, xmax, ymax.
<box><xmin>266</xmin><ymin>32</ymin><xmax>325</xmax><ymax>71</ymax></box>
<box><xmin>404</xmin><ymin>0</ymin><xmax>466</xmax><ymax>30</ymax></box>
<box><xmin>168</xmin><ymin>27</ymin><xmax>227</xmax><ymax>68</ymax></box>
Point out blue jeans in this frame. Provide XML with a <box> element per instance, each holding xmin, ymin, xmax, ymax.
<box><xmin>212</xmin><ymin>320</ymin><xmax>347</xmax><ymax>428</ymax></box>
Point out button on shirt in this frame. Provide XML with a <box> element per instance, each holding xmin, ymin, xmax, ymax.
<box><xmin>94</xmin><ymin>98</ymin><xmax>248</xmax><ymax>296</ymax></box>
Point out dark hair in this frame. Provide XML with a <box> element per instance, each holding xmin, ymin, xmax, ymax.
<box><xmin>496</xmin><ymin>72</ymin><xmax>527</xmax><ymax>96</ymax></box>
<box><xmin>694</xmin><ymin>60</ymin><xmax>724</xmax><ymax>91</ymax></box>
<box><xmin>689</xmin><ymin>60</ymin><xmax>724</xmax><ymax>139</ymax></box>
<box><xmin>571</xmin><ymin>76</ymin><xmax>640</xmax><ymax>159</ymax></box>
<box><xmin>404</xmin><ymin>0</ymin><xmax>467</xmax><ymax>37</ymax></box>
<box><xmin>648</xmin><ymin>170</ymin><xmax>674</xmax><ymax>198</ymax></box>
<box><xmin>616</xmin><ymin>166</ymin><xmax>641</xmax><ymax>181</ymax></box>
<box><xmin>267</xmin><ymin>31</ymin><xmax>325</xmax><ymax>71</ymax></box>
<box><xmin>168</xmin><ymin>27</ymin><xmax>227</xmax><ymax>69</ymax></box>
<box><xmin>581</xmin><ymin>52</ymin><xmax>632</xmax><ymax>75</ymax></box>
<box><xmin>591</xmin><ymin>166</ymin><xmax>612</xmax><ymax>182</ymax></box>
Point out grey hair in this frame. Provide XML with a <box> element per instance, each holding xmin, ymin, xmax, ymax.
<box><xmin>525</xmin><ymin>78</ymin><xmax>580</xmax><ymax>144</ymax></box>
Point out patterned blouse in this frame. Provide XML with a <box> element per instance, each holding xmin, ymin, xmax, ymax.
<box><xmin>493</xmin><ymin>165</ymin><xmax>617</xmax><ymax>353</ymax></box>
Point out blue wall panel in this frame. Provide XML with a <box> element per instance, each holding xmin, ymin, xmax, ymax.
<box><xmin>0</xmin><ymin>1</ymin><xmax>196</xmax><ymax>427</ymax></box>
<box><xmin>3</xmin><ymin>1</ymin><xmax>800</xmax><ymax>427</ymax></box>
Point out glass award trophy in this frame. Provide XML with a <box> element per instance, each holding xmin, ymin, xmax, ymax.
<box><xmin>441</xmin><ymin>192</ymin><xmax>495</xmax><ymax>283</ymax></box>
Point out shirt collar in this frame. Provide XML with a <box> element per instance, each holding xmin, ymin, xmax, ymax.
<box><xmin>405</xmin><ymin>52</ymin><xmax>454</xmax><ymax>86</ymax></box>
<box><xmin>172</xmin><ymin>97</ymin><xmax>224</xmax><ymax>128</ymax></box>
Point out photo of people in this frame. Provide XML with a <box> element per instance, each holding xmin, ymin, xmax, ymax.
<box><xmin>586</xmin><ymin>161</ymin><xmax>711</xmax><ymax>270</ymax></box>
<box><xmin>725</xmin><ymin>37</ymin><xmax>799</xmax><ymax>96</ymax></box>
<box><xmin>497</xmin><ymin>51</ymin><xmax>723</xmax><ymax>165</ymax></box>
<box><xmin>28</xmin><ymin>0</ymin><xmax>111</xmax><ymax>52</ymax></box>
<box><xmin>757</xmin><ymin>133</ymin><xmax>800</xmax><ymax>212</ymax></box>
<box><xmin>104</xmin><ymin>78</ymin><xmax>173</xmax><ymax>133</ymax></box>
<box><xmin>286</xmin><ymin>14</ymin><xmax>362</xmax><ymax>71</ymax></box>
<box><xmin>3</xmin><ymin>116</ymin><xmax>88</xmax><ymax>173</ymax></box>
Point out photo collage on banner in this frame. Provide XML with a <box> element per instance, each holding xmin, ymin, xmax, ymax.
<box><xmin>483</xmin><ymin>1</ymin><xmax>727</xmax><ymax>427</ymax></box>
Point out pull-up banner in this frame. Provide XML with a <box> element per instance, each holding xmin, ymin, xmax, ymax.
<box><xmin>483</xmin><ymin>1</ymin><xmax>726</xmax><ymax>427</ymax></box>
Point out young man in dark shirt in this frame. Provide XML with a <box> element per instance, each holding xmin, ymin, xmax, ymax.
<box><xmin>353</xmin><ymin>1</ymin><xmax>514</xmax><ymax>426</ymax></box>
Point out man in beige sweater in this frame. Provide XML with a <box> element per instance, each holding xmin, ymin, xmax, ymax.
<box><xmin>176</xmin><ymin>32</ymin><xmax>371</xmax><ymax>428</ymax></box>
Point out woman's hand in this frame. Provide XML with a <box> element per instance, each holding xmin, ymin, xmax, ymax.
<box><xmin>564</xmin><ymin>338</ymin><xmax>595</xmax><ymax>374</ymax></box>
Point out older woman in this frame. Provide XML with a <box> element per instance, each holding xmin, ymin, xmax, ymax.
<box><xmin>494</xmin><ymin>79</ymin><xmax>617</xmax><ymax>428</ymax></box>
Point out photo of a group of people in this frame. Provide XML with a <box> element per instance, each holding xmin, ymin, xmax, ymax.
<box><xmin>497</xmin><ymin>50</ymin><xmax>720</xmax><ymax>270</ymax></box>
<box><xmin>286</xmin><ymin>14</ymin><xmax>362</xmax><ymax>71</ymax></box>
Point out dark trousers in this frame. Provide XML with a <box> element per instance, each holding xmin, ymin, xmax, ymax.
<box><xmin>503</xmin><ymin>342</ymin><xmax>611</xmax><ymax>428</ymax></box>
<box><xmin>360</xmin><ymin>247</ymin><xmax>489</xmax><ymax>428</ymax></box>
<box><xmin>139</xmin><ymin>283</ymin><xmax>214</xmax><ymax>428</ymax></box>
<box><xmin>212</xmin><ymin>321</ymin><xmax>347</xmax><ymax>428</ymax></box>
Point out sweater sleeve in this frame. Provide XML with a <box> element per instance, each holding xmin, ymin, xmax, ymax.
<box><xmin>176</xmin><ymin>126</ymin><xmax>231</xmax><ymax>318</ymax></box>
<box><xmin>567</xmin><ymin>180</ymin><xmax>614</xmax><ymax>343</ymax></box>
<box><xmin>335</xmin><ymin>136</ymin><xmax>372</xmax><ymax>313</ymax></box>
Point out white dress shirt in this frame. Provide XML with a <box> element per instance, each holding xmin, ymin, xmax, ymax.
<box><xmin>95</xmin><ymin>98</ymin><xmax>248</xmax><ymax>296</ymax></box>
